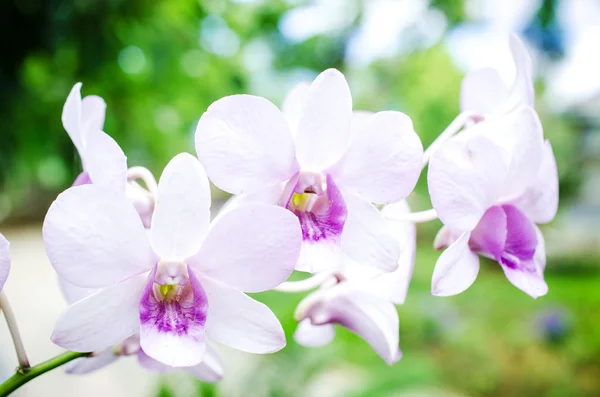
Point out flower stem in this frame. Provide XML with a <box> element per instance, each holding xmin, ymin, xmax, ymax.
<box><xmin>127</xmin><ymin>166</ymin><xmax>158</xmax><ymax>196</ymax></box>
<box><xmin>386</xmin><ymin>209</ymin><xmax>439</xmax><ymax>223</ymax></box>
<box><xmin>422</xmin><ymin>111</ymin><xmax>477</xmax><ymax>167</ymax></box>
<box><xmin>0</xmin><ymin>351</ymin><xmax>91</xmax><ymax>397</ymax></box>
<box><xmin>0</xmin><ymin>292</ymin><xmax>29</xmax><ymax>369</ymax></box>
<box><xmin>275</xmin><ymin>271</ymin><xmax>336</xmax><ymax>293</ymax></box>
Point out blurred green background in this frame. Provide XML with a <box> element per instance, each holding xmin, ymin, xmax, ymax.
<box><xmin>1</xmin><ymin>0</ymin><xmax>599</xmax><ymax>396</ymax></box>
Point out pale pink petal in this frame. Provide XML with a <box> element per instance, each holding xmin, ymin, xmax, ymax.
<box><xmin>350</xmin><ymin>111</ymin><xmax>374</xmax><ymax>137</ymax></box>
<box><xmin>341</xmin><ymin>193</ymin><xmax>401</xmax><ymax>272</ymax></box>
<box><xmin>201</xmin><ymin>276</ymin><xmax>286</xmax><ymax>354</ymax></box>
<box><xmin>190</xmin><ymin>204</ymin><xmax>300</xmax><ymax>292</ymax></box>
<box><xmin>51</xmin><ymin>275</ymin><xmax>146</xmax><ymax>352</ymax></box>
<box><xmin>509</xmin><ymin>33</ymin><xmax>534</xmax><ymax>107</ymax></box>
<box><xmin>62</xmin><ymin>83</ymin><xmax>84</xmax><ymax>156</ymax></box>
<box><xmin>80</xmin><ymin>95</ymin><xmax>106</xmax><ymax>137</ymax></box>
<box><xmin>126</xmin><ymin>182</ymin><xmax>154</xmax><ymax>228</ymax></box>
<box><xmin>329</xmin><ymin>111</ymin><xmax>423</xmax><ymax>204</ymax></box>
<box><xmin>84</xmin><ymin>129</ymin><xmax>127</xmax><ymax>192</ymax></box>
<box><xmin>195</xmin><ymin>95</ymin><xmax>299</xmax><ymax>195</ymax></box>
<box><xmin>502</xmin><ymin>260</ymin><xmax>548</xmax><ymax>299</ymax></box>
<box><xmin>65</xmin><ymin>349</ymin><xmax>119</xmax><ymax>375</ymax></box>
<box><xmin>59</xmin><ymin>277</ymin><xmax>98</xmax><ymax>304</ymax></box>
<box><xmin>485</xmin><ymin>107</ymin><xmax>544</xmax><ymax>198</ymax></box>
<box><xmin>151</xmin><ymin>153</ymin><xmax>211</xmax><ymax>260</ymax></box>
<box><xmin>428</xmin><ymin>134</ymin><xmax>508</xmax><ymax>232</ymax></box>
<box><xmin>306</xmin><ymin>290</ymin><xmax>401</xmax><ymax>365</ymax></box>
<box><xmin>140</xmin><ymin>267</ymin><xmax>207</xmax><ymax>367</ymax></box>
<box><xmin>185</xmin><ymin>344</ymin><xmax>224</xmax><ymax>382</ymax></box>
<box><xmin>43</xmin><ymin>185</ymin><xmax>156</xmax><ymax>288</ymax></box>
<box><xmin>294</xmin><ymin>319</ymin><xmax>335</xmax><ymax>347</ymax></box>
<box><xmin>431</xmin><ymin>232</ymin><xmax>480</xmax><ymax>296</ymax></box>
<box><xmin>294</xmin><ymin>69</ymin><xmax>353</xmax><ymax>171</ymax></box>
<box><xmin>433</xmin><ymin>226</ymin><xmax>462</xmax><ymax>250</ymax></box>
<box><xmin>0</xmin><ymin>234</ymin><xmax>9</xmax><ymax>291</ymax></box>
<box><xmin>295</xmin><ymin>240</ymin><xmax>344</xmax><ymax>273</ymax></box>
<box><xmin>281</xmin><ymin>82</ymin><xmax>309</xmax><ymax>134</ymax></box>
<box><xmin>511</xmin><ymin>140</ymin><xmax>558</xmax><ymax>224</ymax></box>
<box><xmin>460</xmin><ymin>68</ymin><xmax>510</xmax><ymax>114</ymax></box>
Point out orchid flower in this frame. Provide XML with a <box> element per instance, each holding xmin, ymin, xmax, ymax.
<box><xmin>0</xmin><ymin>233</ymin><xmax>9</xmax><ymax>292</ymax></box>
<box><xmin>293</xmin><ymin>201</ymin><xmax>415</xmax><ymax>364</ymax></box>
<box><xmin>61</xmin><ymin>83</ymin><xmax>155</xmax><ymax>227</ymax></box>
<box><xmin>460</xmin><ymin>33</ymin><xmax>534</xmax><ymax>117</ymax></box>
<box><xmin>428</xmin><ymin>106</ymin><xmax>558</xmax><ymax>298</ymax></box>
<box><xmin>195</xmin><ymin>69</ymin><xmax>423</xmax><ymax>273</ymax></box>
<box><xmin>43</xmin><ymin>153</ymin><xmax>301</xmax><ymax>367</ymax></box>
<box><xmin>60</xmin><ymin>281</ymin><xmax>223</xmax><ymax>382</ymax></box>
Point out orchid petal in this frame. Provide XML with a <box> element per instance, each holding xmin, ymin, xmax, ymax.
<box><xmin>84</xmin><ymin>129</ymin><xmax>127</xmax><ymax>192</ymax></box>
<box><xmin>428</xmin><ymin>134</ymin><xmax>508</xmax><ymax>232</ymax></box>
<box><xmin>65</xmin><ymin>349</ymin><xmax>119</xmax><ymax>375</ymax></box>
<box><xmin>190</xmin><ymin>204</ymin><xmax>300</xmax><ymax>292</ymax></box>
<box><xmin>281</xmin><ymin>82</ymin><xmax>309</xmax><ymax>134</ymax></box>
<box><xmin>308</xmin><ymin>290</ymin><xmax>401</xmax><ymax>365</ymax></box>
<box><xmin>80</xmin><ymin>95</ymin><xmax>106</xmax><ymax>137</ymax></box>
<box><xmin>433</xmin><ymin>226</ymin><xmax>462</xmax><ymax>250</ymax></box>
<box><xmin>511</xmin><ymin>140</ymin><xmax>558</xmax><ymax>224</ymax></box>
<box><xmin>195</xmin><ymin>95</ymin><xmax>299</xmax><ymax>195</ymax></box>
<box><xmin>330</xmin><ymin>111</ymin><xmax>423</xmax><ymax>203</ymax></box>
<box><xmin>341</xmin><ymin>193</ymin><xmax>400</xmax><ymax>272</ymax></box>
<box><xmin>59</xmin><ymin>277</ymin><xmax>98</xmax><ymax>304</ymax></box>
<box><xmin>469</xmin><ymin>205</ymin><xmax>508</xmax><ymax>259</ymax></box>
<box><xmin>509</xmin><ymin>33</ymin><xmax>534</xmax><ymax>107</ymax></box>
<box><xmin>431</xmin><ymin>232</ymin><xmax>480</xmax><ymax>296</ymax></box>
<box><xmin>43</xmin><ymin>185</ymin><xmax>156</xmax><ymax>288</ymax></box>
<box><xmin>151</xmin><ymin>153</ymin><xmax>211</xmax><ymax>260</ymax></box>
<box><xmin>62</xmin><ymin>83</ymin><xmax>84</xmax><ymax>156</ymax></box>
<box><xmin>185</xmin><ymin>344</ymin><xmax>224</xmax><ymax>382</ymax></box>
<box><xmin>201</xmin><ymin>276</ymin><xmax>286</xmax><ymax>354</ymax></box>
<box><xmin>294</xmin><ymin>69</ymin><xmax>352</xmax><ymax>171</ymax></box>
<box><xmin>0</xmin><ymin>234</ymin><xmax>9</xmax><ymax>291</ymax></box>
<box><xmin>295</xmin><ymin>240</ymin><xmax>344</xmax><ymax>274</ymax></box>
<box><xmin>485</xmin><ymin>107</ymin><xmax>544</xmax><ymax>198</ymax></box>
<box><xmin>140</xmin><ymin>266</ymin><xmax>208</xmax><ymax>367</ymax></box>
<box><xmin>294</xmin><ymin>319</ymin><xmax>335</xmax><ymax>347</ymax></box>
<box><xmin>460</xmin><ymin>68</ymin><xmax>510</xmax><ymax>114</ymax></box>
<box><xmin>51</xmin><ymin>275</ymin><xmax>146</xmax><ymax>352</ymax></box>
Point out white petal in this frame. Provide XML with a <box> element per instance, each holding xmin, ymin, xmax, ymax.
<box><xmin>281</xmin><ymin>82</ymin><xmax>310</xmax><ymax>134</ymax></box>
<box><xmin>428</xmin><ymin>134</ymin><xmax>508</xmax><ymax>231</ymax></box>
<box><xmin>195</xmin><ymin>95</ymin><xmax>299</xmax><ymax>195</ymax></box>
<box><xmin>59</xmin><ymin>277</ymin><xmax>99</xmax><ymax>304</ymax></box>
<box><xmin>185</xmin><ymin>344</ymin><xmax>224</xmax><ymax>382</ymax></box>
<box><xmin>486</xmin><ymin>107</ymin><xmax>545</xmax><ymax>198</ymax></box>
<box><xmin>65</xmin><ymin>349</ymin><xmax>119</xmax><ymax>375</ymax></box>
<box><xmin>509</xmin><ymin>33</ymin><xmax>534</xmax><ymax>107</ymax></box>
<box><xmin>190</xmin><ymin>204</ymin><xmax>300</xmax><ymax>292</ymax></box>
<box><xmin>294</xmin><ymin>319</ymin><xmax>335</xmax><ymax>347</ymax></box>
<box><xmin>295</xmin><ymin>240</ymin><xmax>344</xmax><ymax>274</ymax></box>
<box><xmin>460</xmin><ymin>68</ymin><xmax>510</xmax><ymax>115</ymax></box>
<box><xmin>329</xmin><ymin>111</ymin><xmax>423</xmax><ymax>203</ymax></box>
<box><xmin>62</xmin><ymin>83</ymin><xmax>84</xmax><ymax>156</ymax></box>
<box><xmin>43</xmin><ymin>185</ymin><xmax>156</xmax><ymax>288</ymax></box>
<box><xmin>80</xmin><ymin>95</ymin><xmax>106</xmax><ymax>138</ymax></box>
<box><xmin>431</xmin><ymin>232</ymin><xmax>480</xmax><ymax>296</ymax></box>
<box><xmin>341</xmin><ymin>193</ymin><xmax>400</xmax><ymax>272</ymax></box>
<box><xmin>84</xmin><ymin>130</ymin><xmax>127</xmax><ymax>192</ymax></box>
<box><xmin>0</xmin><ymin>234</ymin><xmax>10</xmax><ymax>291</ymax></box>
<box><xmin>201</xmin><ymin>276</ymin><xmax>286</xmax><ymax>354</ymax></box>
<box><xmin>151</xmin><ymin>153</ymin><xmax>211</xmax><ymax>259</ymax></box>
<box><xmin>51</xmin><ymin>275</ymin><xmax>146</xmax><ymax>352</ymax></box>
<box><xmin>511</xmin><ymin>140</ymin><xmax>558</xmax><ymax>224</ymax></box>
<box><xmin>294</xmin><ymin>69</ymin><xmax>353</xmax><ymax>171</ymax></box>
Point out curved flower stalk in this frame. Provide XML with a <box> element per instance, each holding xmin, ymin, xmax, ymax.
<box><xmin>195</xmin><ymin>69</ymin><xmax>423</xmax><ymax>274</ymax></box>
<box><xmin>43</xmin><ymin>153</ymin><xmax>302</xmax><ymax>368</ymax></box>
<box><xmin>62</xmin><ymin>83</ymin><xmax>155</xmax><ymax>227</ymax></box>
<box><xmin>460</xmin><ymin>33</ymin><xmax>534</xmax><ymax>117</ymax></box>
<box><xmin>292</xmin><ymin>201</ymin><xmax>415</xmax><ymax>364</ymax></box>
<box><xmin>428</xmin><ymin>106</ymin><xmax>558</xmax><ymax>298</ymax></box>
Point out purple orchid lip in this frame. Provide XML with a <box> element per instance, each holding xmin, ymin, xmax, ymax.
<box><xmin>469</xmin><ymin>204</ymin><xmax>537</xmax><ymax>271</ymax></box>
<box><xmin>286</xmin><ymin>173</ymin><xmax>347</xmax><ymax>243</ymax></box>
<box><xmin>140</xmin><ymin>265</ymin><xmax>207</xmax><ymax>337</ymax></box>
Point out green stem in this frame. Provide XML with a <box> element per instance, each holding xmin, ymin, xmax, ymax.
<box><xmin>0</xmin><ymin>351</ymin><xmax>91</xmax><ymax>397</ymax></box>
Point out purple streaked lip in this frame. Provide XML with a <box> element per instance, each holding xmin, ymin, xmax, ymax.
<box><xmin>286</xmin><ymin>173</ymin><xmax>347</xmax><ymax>243</ymax></box>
